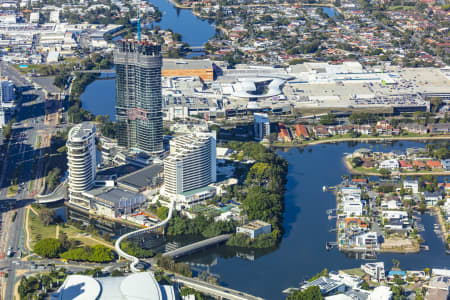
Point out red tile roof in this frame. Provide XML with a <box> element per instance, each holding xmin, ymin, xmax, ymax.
<box><xmin>426</xmin><ymin>160</ymin><xmax>442</xmax><ymax>168</ymax></box>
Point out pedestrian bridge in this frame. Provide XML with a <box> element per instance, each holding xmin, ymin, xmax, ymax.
<box><xmin>115</xmin><ymin>200</ymin><xmax>175</xmax><ymax>272</ymax></box>
<box><xmin>163</xmin><ymin>234</ymin><xmax>231</xmax><ymax>259</ymax></box>
<box><xmin>36</xmin><ymin>182</ymin><xmax>66</xmax><ymax>204</ymax></box>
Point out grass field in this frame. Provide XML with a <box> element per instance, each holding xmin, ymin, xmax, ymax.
<box><xmin>27</xmin><ymin>208</ymin><xmax>113</xmax><ymax>249</ymax></box>
<box><xmin>28</xmin><ymin>209</ymin><xmax>57</xmax><ymax>247</ymax></box>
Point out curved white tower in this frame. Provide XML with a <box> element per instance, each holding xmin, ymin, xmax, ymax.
<box><xmin>67</xmin><ymin>122</ymin><xmax>96</xmax><ymax>209</ymax></box>
<box><xmin>164</xmin><ymin>131</ymin><xmax>216</xmax><ymax>196</ymax></box>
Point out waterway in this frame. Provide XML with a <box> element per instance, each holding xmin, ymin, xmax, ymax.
<box><xmin>177</xmin><ymin>140</ymin><xmax>449</xmax><ymax>300</ymax></box>
<box><xmin>75</xmin><ymin>4</ymin><xmax>449</xmax><ymax>299</ymax></box>
<box><xmin>80</xmin><ymin>78</ymin><xmax>116</xmax><ymax>121</ymax></box>
<box><xmin>148</xmin><ymin>0</ymin><xmax>215</xmax><ymax>47</ymax></box>
<box><xmin>78</xmin><ymin>77</ymin><xmax>450</xmax><ymax>299</ymax></box>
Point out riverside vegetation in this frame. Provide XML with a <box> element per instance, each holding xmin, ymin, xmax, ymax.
<box><xmin>166</xmin><ymin>142</ymin><xmax>288</xmax><ymax>248</ymax></box>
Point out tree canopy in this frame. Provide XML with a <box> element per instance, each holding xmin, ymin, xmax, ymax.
<box><xmin>34</xmin><ymin>238</ymin><xmax>61</xmax><ymax>258</ymax></box>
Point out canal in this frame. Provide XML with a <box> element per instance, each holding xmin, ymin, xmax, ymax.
<box><xmin>76</xmin><ymin>4</ymin><xmax>449</xmax><ymax>298</ymax></box>
<box><xmin>177</xmin><ymin>141</ymin><xmax>449</xmax><ymax>299</ymax></box>
<box><xmin>79</xmin><ymin>79</ymin><xmax>450</xmax><ymax>300</ymax></box>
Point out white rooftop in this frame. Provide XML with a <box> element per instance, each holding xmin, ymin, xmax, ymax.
<box><xmin>52</xmin><ymin>272</ymin><xmax>175</xmax><ymax>300</ymax></box>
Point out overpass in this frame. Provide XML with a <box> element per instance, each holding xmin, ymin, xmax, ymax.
<box><xmin>173</xmin><ymin>275</ymin><xmax>265</xmax><ymax>300</ymax></box>
<box><xmin>163</xmin><ymin>234</ymin><xmax>231</xmax><ymax>259</ymax></box>
<box><xmin>115</xmin><ymin>200</ymin><xmax>175</xmax><ymax>272</ymax></box>
<box><xmin>36</xmin><ymin>181</ymin><xmax>66</xmax><ymax>204</ymax></box>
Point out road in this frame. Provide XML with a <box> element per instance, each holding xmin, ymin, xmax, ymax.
<box><xmin>0</xmin><ymin>61</ymin><xmax>65</xmax><ymax>299</ymax></box>
<box><xmin>174</xmin><ymin>275</ymin><xmax>265</xmax><ymax>300</ymax></box>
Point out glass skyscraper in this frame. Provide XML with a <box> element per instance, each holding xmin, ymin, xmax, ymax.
<box><xmin>114</xmin><ymin>40</ymin><xmax>163</xmax><ymax>154</ymax></box>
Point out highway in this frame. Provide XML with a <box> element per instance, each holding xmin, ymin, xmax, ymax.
<box><xmin>0</xmin><ymin>61</ymin><xmax>65</xmax><ymax>299</ymax></box>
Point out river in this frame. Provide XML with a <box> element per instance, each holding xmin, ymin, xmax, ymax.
<box><xmin>148</xmin><ymin>0</ymin><xmax>215</xmax><ymax>47</ymax></box>
<box><xmin>79</xmin><ymin>82</ymin><xmax>450</xmax><ymax>300</ymax></box>
<box><xmin>176</xmin><ymin>141</ymin><xmax>449</xmax><ymax>299</ymax></box>
<box><xmin>76</xmin><ymin>3</ymin><xmax>449</xmax><ymax>299</ymax></box>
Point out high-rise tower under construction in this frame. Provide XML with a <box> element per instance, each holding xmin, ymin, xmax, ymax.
<box><xmin>114</xmin><ymin>40</ymin><xmax>163</xmax><ymax>154</ymax></box>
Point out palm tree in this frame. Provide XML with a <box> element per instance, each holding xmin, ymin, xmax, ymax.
<box><xmin>392</xmin><ymin>258</ymin><xmax>400</xmax><ymax>270</ymax></box>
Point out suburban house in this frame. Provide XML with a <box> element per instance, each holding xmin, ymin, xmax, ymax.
<box><xmin>361</xmin><ymin>262</ymin><xmax>386</xmax><ymax>282</ymax></box>
<box><xmin>441</xmin><ymin>159</ymin><xmax>450</xmax><ymax>171</ymax></box>
<box><xmin>423</xmin><ymin>191</ymin><xmax>443</xmax><ymax>206</ymax></box>
<box><xmin>403</xmin><ymin>180</ymin><xmax>419</xmax><ymax>194</ymax></box>
<box><xmin>379</xmin><ymin>159</ymin><xmax>399</xmax><ymax>171</ymax></box>
<box><xmin>352</xmin><ymin>232</ymin><xmax>379</xmax><ymax>249</ymax></box>
<box><xmin>236</xmin><ymin>220</ymin><xmax>272</xmax><ymax>239</ymax></box>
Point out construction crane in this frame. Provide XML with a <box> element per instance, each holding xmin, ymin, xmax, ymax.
<box><xmin>137</xmin><ymin>3</ymin><xmax>141</xmax><ymax>42</ymax></box>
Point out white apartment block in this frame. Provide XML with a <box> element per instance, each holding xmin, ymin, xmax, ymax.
<box><xmin>254</xmin><ymin>112</ymin><xmax>270</xmax><ymax>141</ymax></box>
<box><xmin>67</xmin><ymin>122</ymin><xmax>97</xmax><ymax>210</ymax></box>
<box><xmin>163</xmin><ymin>131</ymin><xmax>216</xmax><ymax>208</ymax></box>
<box><xmin>1</xmin><ymin>80</ymin><xmax>15</xmax><ymax>103</ymax></box>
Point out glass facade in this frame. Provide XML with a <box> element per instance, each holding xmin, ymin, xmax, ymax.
<box><xmin>114</xmin><ymin>41</ymin><xmax>163</xmax><ymax>154</ymax></box>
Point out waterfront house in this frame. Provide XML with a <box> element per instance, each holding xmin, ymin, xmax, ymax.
<box><xmin>387</xmin><ymin>270</ymin><xmax>406</xmax><ymax>281</ymax></box>
<box><xmin>403</xmin><ymin>180</ymin><xmax>419</xmax><ymax>194</ymax></box>
<box><xmin>329</xmin><ymin>272</ymin><xmax>363</xmax><ymax>289</ymax></box>
<box><xmin>423</xmin><ymin>191</ymin><xmax>443</xmax><ymax>206</ymax></box>
<box><xmin>427</xmin><ymin>123</ymin><xmax>450</xmax><ymax>134</ymax></box>
<box><xmin>294</xmin><ymin>124</ymin><xmax>309</xmax><ymax>139</ymax></box>
<box><xmin>351</xmin><ymin>178</ymin><xmax>367</xmax><ymax>185</ymax></box>
<box><xmin>382</xmin><ymin>210</ymin><xmax>408</xmax><ymax>222</ymax></box>
<box><xmin>379</xmin><ymin>159</ymin><xmax>399</xmax><ymax>171</ymax></box>
<box><xmin>399</xmin><ymin>160</ymin><xmax>413</xmax><ymax>170</ymax></box>
<box><xmin>300</xmin><ymin>277</ymin><xmax>346</xmax><ymax>296</ymax></box>
<box><xmin>278</xmin><ymin>123</ymin><xmax>291</xmax><ymax>142</ymax></box>
<box><xmin>441</xmin><ymin>159</ymin><xmax>450</xmax><ymax>171</ymax></box>
<box><xmin>445</xmin><ymin>183</ymin><xmax>450</xmax><ymax>192</ymax></box>
<box><xmin>401</xmin><ymin>123</ymin><xmax>427</xmax><ymax>134</ymax></box>
<box><xmin>343</xmin><ymin>201</ymin><xmax>364</xmax><ymax>217</ymax></box>
<box><xmin>405</xmin><ymin>270</ymin><xmax>428</xmax><ymax>281</ymax></box>
<box><xmin>351</xmin><ymin>232</ymin><xmax>378</xmax><ymax>249</ymax></box>
<box><xmin>406</xmin><ymin>147</ymin><xmax>427</xmax><ymax>157</ymax></box>
<box><xmin>384</xmin><ymin>219</ymin><xmax>411</xmax><ymax>232</ymax></box>
<box><xmin>376</xmin><ymin>120</ymin><xmax>394</xmax><ymax>136</ymax></box>
<box><xmin>353</xmin><ymin>148</ymin><xmax>372</xmax><ymax>158</ymax></box>
<box><xmin>328</xmin><ymin>125</ymin><xmax>352</xmax><ymax>136</ymax></box>
<box><xmin>362</xmin><ymin>160</ymin><xmax>377</xmax><ymax>169</ymax></box>
<box><xmin>312</xmin><ymin>125</ymin><xmax>330</xmax><ymax>138</ymax></box>
<box><xmin>413</xmin><ymin>160</ymin><xmax>427</xmax><ymax>169</ymax></box>
<box><xmin>236</xmin><ymin>220</ymin><xmax>271</xmax><ymax>239</ymax></box>
<box><xmin>426</xmin><ymin>160</ymin><xmax>442</xmax><ymax>169</ymax></box>
<box><xmin>361</xmin><ymin>262</ymin><xmax>386</xmax><ymax>282</ymax></box>
<box><xmin>353</xmin><ymin>124</ymin><xmax>372</xmax><ymax>135</ymax></box>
